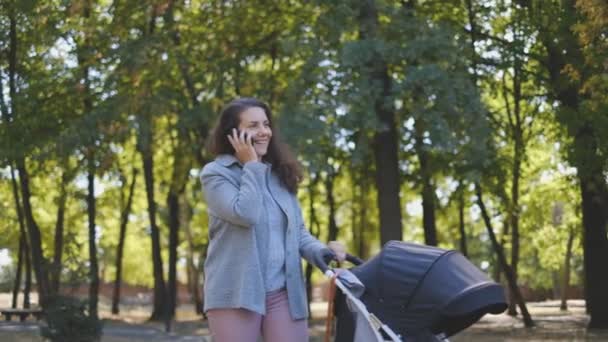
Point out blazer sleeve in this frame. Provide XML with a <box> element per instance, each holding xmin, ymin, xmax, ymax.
<box><xmin>295</xmin><ymin>199</ymin><xmax>326</xmax><ymax>262</ymax></box>
<box><xmin>200</xmin><ymin>161</ymin><xmax>267</xmax><ymax>228</ymax></box>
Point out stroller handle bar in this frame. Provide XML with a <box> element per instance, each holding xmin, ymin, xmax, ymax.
<box><xmin>316</xmin><ymin>253</ymin><xmax>364</xmax><ymax>274</ymax></box>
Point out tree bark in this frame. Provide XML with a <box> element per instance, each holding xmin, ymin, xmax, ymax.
<box><xmin>414</xmin><ymin>119</ymin><xmax>438</xmax><ymax>246</ymax></box>
<box><xmin>560</xmin><ymin>227</ymin><xmax>574</xmax><ymax>311</ymax></box>
<box><xmin>325</xmin><ymin>172</ymin><xmax>339</xmax><ymax>242</ymax></box>
<box><xmin>112</xmin><ymin>167</ymin><xmax>138</xmax><ymax>314</ymax></box>
<box><xmin>182</xmin><ymin>200</ymin><xmax>203</xmax><ymax>315</ymax></box>
<box><xmin>457</xmin><ymin>185</ymin><xmax>468</xmax><ymax>257</ymax></box>
<box><xmin>9</xmin><ymin>165</ymin><xmax>27</xmax><ymax>308</ymax></box>
<box><xmin>12</xmin><ymin>235</ymin><xmax>24</xmax><ymax>309</ymax></box>
<box><xmin>531</xmin><ymin>0</ymin><xmax>608</xmax><ymax>326</ymax></box>
<box><xmin>578</xmin><ymin>152</ymin><xmax>608</xmax><ymax>328</ymax></box>
<box><xmin>475</xmin><ymin>183</ymin><xmax>534</xmax><ymax>327</ymax></box>
<box><xmin>167</xmin><ymin>191</ymin><xmax>180</xmax><ymax>320</ymax></box>
<box><xmin>139</xmin><ymin>117</ymin><xmax>168</xmax><ymax>321</ymax></box>
<box><xmin>86</xmin><ymin>156</ymin><xmax>99</xmax><ymax>319</ymax></box>
<box><xmin>23</xmin><ymin>236</ymin><xmax>31</xmax><ymax>309</ymax></box>
<box><xmin>51</xmin><ymin>169</ymin><xmax>68</xmax><ymax>293</ymax></box>
<box><xmin>18</xmin><ymin>161</ymin><xmax>51</xmax><ymax>305</ymax></box>
<box><xmin>8</xmin><ymin>5</ymin><xmax>51</xmax><ymax>308</ymax></box>
<box><xmin>359</xmin><ymin>0</ymin><xmax>403</xmax><ymax>245</ymax></box>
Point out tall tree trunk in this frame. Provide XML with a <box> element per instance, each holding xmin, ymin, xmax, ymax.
<box><xmin>414</xmin><ymin>119</ymin><xmax>438</xmax><ymax>246</ymax></box>
<box><xmin>8</xmin><ymin>6</ymin><xmax>51</xmax><ymax>308</ymax></box>
<box><xmin>51</xmin><ymin>170</ymin><xmax>68</xmax><ymax>293</ymax></box>
<box><xmin>139</xmin><ymin>117</ymin><xmax>168</xmax><ymax>321</ymax></box>
<box><xmin>17</xmin><ymin>161</ymin><xmax>50</xmax><ymax>305</ymax></box>
<box><xmin>325</xmin><ymin>172</ymin><xmax>339</xmax><ymax>242</ymax></box>
<box><xmin>136</xmin><ymin>5</ymin><xmax>166</xmax><ymax>314</ymax></box>
<box><xmin>527</xmin><ymin>0</ymin><xmax>608</xmax><ymax>328</ymax></box>
<box><xmin>501</xmin><ymin>47</ymin><xmax>525</xmax><ymax>316</ymax></box>
<box><xmin>112</xmin><ymin>168</ymin><xmax>138</xmax><ymax>314</ymax></box>
<box><xmin>475</xmin><ymin>183</ymin><xmax>534</xmax><ymax>327</ymax></box>
<box><xmin>502</xmin><ymin>90</ymin><xmax>524</xmax><ymax>317</ymax></box>
<box><xmin>457</xmin><ymin>185</ymin><xmax>468</xmax><ymax>257</ymax></box>
<box><xmin>86</xmin><ymin>156</ymin><xmax>99</xmax><ymax>319</ymax></box>
<box><xmin>578</xmin><ymin>150</ymin><xmax>608</xmax><ymax>328</ymax></box>
<box><xmin>163</xmin><ymin>2</ymin><xmax>204</xmax><ymax>321</ymax></box>
<box><xmin>77</xmin><ymin>0</ymin><xmax>99</xmax><ymax>317</ymax></box>
<box><xmin>167</xmin><ymin>190</ymin><xmax>180</xmax><ymax>320</ymax></box>
<box><xmin>560</xmin><ymin>227</ymin><xmax>575</xmax><ymax>311</ymax></box>
<box><xmin>12</xmin><ymin>235</ymin><xmax>24</xmax><ymax>308</ymax></box>
<box><xmin>23</xmin><ymin>237</ymin><xmax>31</xmax><ymax>309</ymax></box>
<box><xmin>182</xmin><ymin>200</ymin><xmax>203</xmax><ymax>315</ymax></box>
<box><xmin>9</xmin><ymin>165</ymin><xmax>27</xmax><ymax>308</ymax></box>
<box><xmin>358</xmin><ymin>159</ymin><xmax>372</xmax><ymax>259</ymax></box>
<box><xmin>359</xmin><ymin>0</ymin><xmax>402</xmax><ymax>245</ymax></box>
<box><xmin>166</xmin><ymin>142</ymin><xmax>192</xmax><ymax>322</ymax></box>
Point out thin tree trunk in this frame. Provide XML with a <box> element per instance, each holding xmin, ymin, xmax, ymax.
<box><xmin>23</xmin><ymin>237</ymin><xmax>31</xmax><ymax>309</ymax></box>
<box><xmin>17</xmin><ymin>160</ymin><xmax>50</xmax><ymax>305</ymax></box>
<box><xmin>560</xmin><ymin>227</ymin><xmax>574</xmax><ymax>311</ymax></box>
<box><xmin>112</xmin><ymin>167</ymin><xmax>138</xmax><ymax>314</ymax></box>
<box><xmin>325</xmin><ymin>172</ymin><xmax>339</xmax><ymax>242</ymax></box>
<box><xmin>51</xmin><ymin>170</ymin><xmax>68</xmax><ymax>293</ymax></box>
<box><xmin>12</xmin><ymin>235</ymin><xmax>24</xmax><ymax>309</ymax></box>
<box><xmin>78</xmin><ymin>0</ymin><xmax>99</xmax><ymax>317</ymax></box>
<box><xmin>8</xmin><ymin>7</ymin><xmax>50</xmax><ymax>308</ymax></box>
<box><xmin>414</xmin><ymin>119</ymin><xmax>438</xmax><ymax>246</ymax></box>
<box><xmin>475</xmin><ymin>183</ymin><xmax>534</xmax><ymax>327</ymax></box>
<box><xmin>166</xmin><ymin>143</ymin><xmax>192</xmax><ymax>323</ymax></box>
<box><xmin>167</xmin><ymin>191</ymin><xmax>180</xmax><ymax>320</ymax></box>
<box><xmin>138</xmin><ymin>116</ymin><xmax>168</xmax><ymax>321</ymax></box>
<box><xmin>9</xmin><ymin>165</ymin><xmax>27</xmax><ymax>308</ymax></box>
<box><xmin>86</xmin><ymin>156</ymin><xmax>99</xmax><ymax>319</ymax></box>
<box><xmin>359</xmin><ymin>0</ymin><xmax>403</xmax><ymax>245</ymax></box>
<box><xmin>138</xmin><ymin>5</ymin><xmax>168</xmax><ymax>321</ymax></box>
<box><xmin>501</xmin><ymin>54</ymin><xmax>525</xmax><ymax>316</ymax></box>
<box><xmin>163</xmin><ymin>1</ymin><xmax>203</xmax><ymax>321</ymax></box>
<box><xmin>181</xmin><ymin>196</ymin><xmax>203</xmax><ymax>315</ymax></box>
<box><xmin>358</xmin><ymin>159</ymin><xmax>372</xmax><ymax>260</ymax></box>
<box><xmin>457</xmin><ymin>186</ymin><xmax>468</xmax><ymax>257</ymax></box>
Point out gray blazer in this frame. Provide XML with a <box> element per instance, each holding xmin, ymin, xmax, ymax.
<box><xmin>200</xmin><ymin>154</ymin><xmax>325</xmax><ymax>320</ymax></box>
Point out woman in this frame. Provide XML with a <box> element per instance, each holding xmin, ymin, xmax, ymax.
<box><xmin>200</xmin><ymin>97</ymin><xmax>345</xmax><ymax>342</ymax></box>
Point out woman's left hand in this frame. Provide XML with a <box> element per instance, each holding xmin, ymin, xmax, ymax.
<box><xmin>328</xmin><ymin>241</ymin><xmax>347</xmax><ymax>262</ymax></box>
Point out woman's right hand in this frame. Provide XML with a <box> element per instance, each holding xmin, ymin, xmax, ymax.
<box><xmin>227</xmin><ymin>128</ymin><xmax>258</xmax><ymax>164</ymax></box>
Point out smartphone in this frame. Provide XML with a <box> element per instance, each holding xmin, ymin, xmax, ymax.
<box><xmin>236</xmin><ymin>129</ymin><xmax>253</xmax><ymax>145</ymax></box>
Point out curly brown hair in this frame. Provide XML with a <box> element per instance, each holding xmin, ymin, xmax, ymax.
<box><xmin>207</xmin><ymin>98</ymin><xmax>303</xmax><ymax>193</ymax></box>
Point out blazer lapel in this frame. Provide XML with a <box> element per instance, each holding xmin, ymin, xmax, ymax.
<box><xmin>267</xmin><ymin>172</ymin><xmax>293</xmax><ymax>228</ymax></box>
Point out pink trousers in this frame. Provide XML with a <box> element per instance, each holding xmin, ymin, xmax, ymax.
<box><xmin>206</xmin><ymin>288</ymin><xmax>309</xmax><ymax>342</ymax></box>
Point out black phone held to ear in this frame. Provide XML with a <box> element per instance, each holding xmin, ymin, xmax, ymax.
<box><xmin>236</xmin><ymin>129</ymin><xmax>253</xmax><ymax>146</ymax></box>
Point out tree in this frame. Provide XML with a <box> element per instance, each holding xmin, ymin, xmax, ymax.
<box><xmin>111</xmin><ymin>166</ymin><xmax>138</xmax><ymax>314</ymax></box>
<box><xmin>520</xmin><ymin>0</ymin><xmax>608</xmax><ymax>328</ymax></box>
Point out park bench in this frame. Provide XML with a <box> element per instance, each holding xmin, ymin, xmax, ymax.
<box><xmin>0</xmin><ymin>308</ymin><xmax>44</xmax><ymax>322</ymax></box>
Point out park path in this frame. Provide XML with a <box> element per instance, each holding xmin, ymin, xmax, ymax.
<box><xmin>1</xmin><ymin>300</ymin><xmax>608</xmax><ymax>341</ymax></box>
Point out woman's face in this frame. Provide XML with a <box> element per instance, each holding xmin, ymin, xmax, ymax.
<box><xmin>237</xmin><ymin>106</ymin><xmax>272</xmax><ymax>159</ymax></box>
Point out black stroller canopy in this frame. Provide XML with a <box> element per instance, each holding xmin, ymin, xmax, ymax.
<box><xmin>350</xmin><ymin>241</ymin><xmax>507</xmax><ymax>339</ymax></box>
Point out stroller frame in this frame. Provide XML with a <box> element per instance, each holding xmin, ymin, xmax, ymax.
<box><xmin>325</xmin><ymin>269</ymin><xmax>449</xmax><ymax>342</ymax></box>
<box><xmin>326</xmin><ymin>269</ymin><xmax>403</xmax><ymax>342</ymax></box>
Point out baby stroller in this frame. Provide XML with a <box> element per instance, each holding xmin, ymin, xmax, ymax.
<box><xmin>319</xmin><ymin>241</ymin><xmax>508</xmax><ymax>341</ymax></box>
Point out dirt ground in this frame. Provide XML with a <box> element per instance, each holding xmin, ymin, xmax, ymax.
<box><xmin>1</xmin><ymin>296</ymin><xmax>607</xmax><ymax>341</ymax></box>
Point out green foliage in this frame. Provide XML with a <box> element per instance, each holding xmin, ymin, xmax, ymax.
<box><xmin>1</xmin><ymin>0</ymin><xmax>606</xmax><ymax>310</ymax></box>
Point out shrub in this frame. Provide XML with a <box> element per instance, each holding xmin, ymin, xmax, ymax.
<box><xmin>40</xmin><ymin>295</ymin><xmax>103</xmax><ymax>342</ymax></box>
